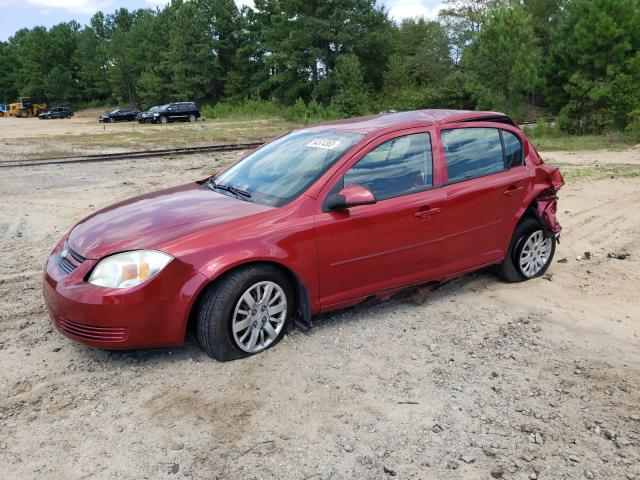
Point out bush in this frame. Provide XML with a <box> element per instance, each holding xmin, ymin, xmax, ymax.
<box><xmin>201</xmin><ymin>98</ymin><xmax>342</xmax><ymax>124</ymax></box>
<box><xmin>200</xmin><ymin>99</ymin><xmax>283</xmax><ymax>120</ymax></box>
<box><xmin>627</xmin><ymin>109</ymin><xmax>640</xmax><ymax>143</ymax></box>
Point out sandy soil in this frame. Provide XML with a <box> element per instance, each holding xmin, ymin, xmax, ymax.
<box><xmin>0</xmin><ymin>149</ymin><xmax>639</xmax><ymax>479</ymax></box>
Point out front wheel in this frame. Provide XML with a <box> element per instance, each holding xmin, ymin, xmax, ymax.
<box><xmin>159</xmin><ymin>115</ymin><xmax>168</xmax><ymax>124</ymax></box>
<box><xmin>197</xmin><ymin>265</ymin><xmax>293</xmax><ymax>361</ymax></box>
<box><xmin>497</xmin><ymin>217</ymin><xmax>556</xmax><ymax>282</ymax></box>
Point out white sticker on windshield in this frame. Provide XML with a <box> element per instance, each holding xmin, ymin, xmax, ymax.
<box><xmin>306</xmin><ymin>138</ymin><xmax>342</xmax><ymax>149</ymax></box>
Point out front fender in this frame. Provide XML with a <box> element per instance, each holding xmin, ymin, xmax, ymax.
<box><xmin>194</xmin><ymin>239</ymin><xmax>320</xmax><ymax>316</ymax></box>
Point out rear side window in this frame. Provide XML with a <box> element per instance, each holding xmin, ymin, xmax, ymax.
<box><xmin>502</xmin><ymin>130</ymin><xmax>523</xmax><ymax>168</ymax></box>
<box><xmin>344</xmin><ymin>132</ymin><xmax>432</xmax><ymax>201</ymax></box>
<box><xmin>442</xmin><ymin>128</ymin><xmax>503</xmax><ymax>182</ymax></box>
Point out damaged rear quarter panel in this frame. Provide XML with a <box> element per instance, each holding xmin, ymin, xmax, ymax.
<box><xmin>525</xmin><ymin>157</ymin><xmax>565</xmax><ymax>234</ymax></box>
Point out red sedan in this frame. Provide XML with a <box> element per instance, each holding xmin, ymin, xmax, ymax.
<box><xmin>43</xmin><ymin>110</ymin><xmax>564</xmax><ymax>361</ymax></box>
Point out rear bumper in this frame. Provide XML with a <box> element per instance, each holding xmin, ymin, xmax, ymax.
<box><xmin>43</xmin><ymin>246</ymin><xmax>207</xmax><ymax>350</ymax></box>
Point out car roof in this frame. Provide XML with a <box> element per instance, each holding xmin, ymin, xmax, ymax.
<box><xmin>306</xmin><ymin>109</ymin><xmax>514</xmax><ymax>135</ymax></box>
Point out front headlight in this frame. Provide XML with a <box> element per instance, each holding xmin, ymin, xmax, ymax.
<box><xmin>88</xmin><ymin>250</ymin><xmax>173</xmax><ymax>288</ymax></box>
<box><xmin>153</xmin><ymin>113</ymin><xmax>159</xmax><ymax>117</ymax></box>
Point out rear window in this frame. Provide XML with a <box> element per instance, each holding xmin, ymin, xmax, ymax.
<box><xmin>442</xmin><ymin>128</ymin><xmax>503</xmax><ymax>182</ymax></box>
<box><xmin>503</xmin><ymin>130</ymin><xmax>523</xmax><ymax>168</ymax></box>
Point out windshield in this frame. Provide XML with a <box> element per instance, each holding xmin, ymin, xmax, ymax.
<box><xmin>149</xmin><ymin>106</ymin><xmax>160</xmax><ymax>113</ymax></box>
<box><xmin>110</xmin><ymin>110</ymin><xmax>119</xmax><ymax>114</ymax></box>
<box><xmin>158</xmin><ymin>104</ymin><xmax>170</xmax><ymax>111</ymax></box>
<box><xmin>212</xmin><ymin>130</ymin><xmax>362</xmax><ymax>207</ymax></box>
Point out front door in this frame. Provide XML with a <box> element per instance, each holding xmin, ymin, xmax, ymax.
<box><xmin>314</xmin><ymin>130</ymin><xmax>451</xmax><ymax>309</ymax></box>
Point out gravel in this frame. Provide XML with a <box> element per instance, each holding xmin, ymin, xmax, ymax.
<box><xmin>1</xmin><ymin>152</ymin><xmax>640</xmax><ymax>478</ymax></box>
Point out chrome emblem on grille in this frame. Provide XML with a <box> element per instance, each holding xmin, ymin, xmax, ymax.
<box><xmin>61</xmin><ymin>248</ymin><xmax>69</xmax><ymax>259</ymax></box>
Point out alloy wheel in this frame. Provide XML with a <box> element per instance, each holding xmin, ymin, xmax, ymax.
<box><xmin>231</xmin><ymin>281</ymin><xmax>287</xmax><ymax>353</ymax></box>
<box><xmin>519</xmin><ymin>230</ymin><xmax>552</xmax><ymax>278</ymax></box>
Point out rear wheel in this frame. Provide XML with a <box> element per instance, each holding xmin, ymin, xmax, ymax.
<box><xmin>188</xmin><ymin>114</ymin><xmax>196</xmax><ymax>122</ymax></box>
<box><xmin>197</xmin><ymin>265</ymin><xmax>293</xmax><ymax>361</ymax></box>
<box><xmin>497</xmin><ymin>217</ymin><xmax>555</xmax><ymax>282</ymax></box>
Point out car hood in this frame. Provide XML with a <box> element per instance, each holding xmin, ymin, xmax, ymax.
<box><xmin>67</xmin><ymin>183</ymin><xmax>274</xmax><ymax>259</ymax></box>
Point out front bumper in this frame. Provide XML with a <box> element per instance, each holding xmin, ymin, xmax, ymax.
<box><xmin>43</xmin><ymin>244</ymin><xmax>207</xmax><ymax>350</ymax></box>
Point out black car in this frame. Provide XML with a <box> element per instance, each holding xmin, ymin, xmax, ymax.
<box><xmin>136</xmin><ymin>105</ymin><xmax>162</xmax><ymax>124</ymax></box>
<box><xmin>138</xmin><ymin>102</ymin><xmax>200</xmax><ymax>124</ymax></box>
<box><xmin>99</xmin><ymin>108</ymin><xmax>140</xmax><ymax>123</ymax></box>
<box><xmin>39</xmin><ymin>107</ymin><xmax>73</xmax><ymax>119</ymax></box>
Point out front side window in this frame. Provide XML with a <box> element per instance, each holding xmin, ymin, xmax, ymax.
<box><xmin>442</xmin><ymin>128</ymin><xmax>504</xmax><ymax>182</ymax></box>
<box><xmin>213</xmin><ymin>130</ymin><xmax>363</xmax><ymax>207</ymax></box>
<box><xmin>343</xmin><ymin>133</ymin><xmax>432</xmax><ymax>201</ymax></box>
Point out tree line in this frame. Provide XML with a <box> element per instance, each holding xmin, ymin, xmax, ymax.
<box><xmin>0</xmin><ymin>0</ymin><xmax>638</xmax><ymax>134</ymax></box>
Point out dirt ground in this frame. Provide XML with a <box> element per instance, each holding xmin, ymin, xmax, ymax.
<box><xmin>0</xmin><ymin>116</ymin><xmax>294</xmax><ymax>160</ymax></box>
<box><xmin>0</xmin><ymin>146</ymin><xmax>639</xmax><ymax>480</ymax></box>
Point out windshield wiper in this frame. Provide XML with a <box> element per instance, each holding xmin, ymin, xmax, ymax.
<box><xmin>207</xmin><ymin>180</ymin><xmax>252</xmax><ymax>200</ymax></box>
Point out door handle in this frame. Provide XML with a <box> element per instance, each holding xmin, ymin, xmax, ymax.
<box><xmin>503</xmin><ymin>185</ymin><xmax>524</xmax><ymax>196</ymax></box>
<box><xmin>414</xmin><ymin>207</ymin><xmax>441</xmax><ymax>219</ymax></box>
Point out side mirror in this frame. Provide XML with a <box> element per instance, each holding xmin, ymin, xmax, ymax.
<box><xmin>326</xmin><ymin>184</ymin><xmax>376</xmax><ymax>211</ymax></box>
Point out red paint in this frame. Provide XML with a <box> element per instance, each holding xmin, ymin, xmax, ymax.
<box><xmin>43</xmin><ymin>110</ymin><xmax>563</xmax><ymax>350</ymax></box>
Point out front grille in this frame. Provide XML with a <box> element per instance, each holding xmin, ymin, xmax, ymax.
<box><xmin>55</xmin><ymin>243</ymin><xmax>86</xmax><ymax>275</ymax></box>
<box><xmin>56</xmin><ymin>254</ymin><xmax>76</xmax><ymax>274</ymax></box>
<box><xmin>58</xmin><ymin>318</ymin><xmax>128</xmax><ymax>342</ymax></box>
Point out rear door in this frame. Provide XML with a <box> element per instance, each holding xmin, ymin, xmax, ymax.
<box><xmin>434</xmin><ymin>124</ymin><xmax>531</xmax><ymax>272</ymax></box>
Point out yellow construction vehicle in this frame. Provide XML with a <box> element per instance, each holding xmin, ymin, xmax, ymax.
<box><xmin>4</xmin><ymin>97</ymin><xmax>47</xmax><ymax>118</ymax></box>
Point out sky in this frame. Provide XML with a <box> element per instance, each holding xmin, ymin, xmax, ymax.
<box><xmin>0</xmin><ymin>0</ymin><xmax>445</xmax><ymax>41</ymax></box>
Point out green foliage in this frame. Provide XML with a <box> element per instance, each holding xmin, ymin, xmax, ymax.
<box><xmin>0</xmin><ymin>0</ymin><xmax>638</xmax><ymax>139</ymax></box>
<box><xmin>462</xmin><ymin>3</ymin><xmax>541</xmax><ymax>118</ymax></box>
<box><xmin>627</xmin><ymin>109</ymin><xmax>640</xmax><ymax>142</ymax></box>
<box><xmin>331</xmin><ymin>54</ymin><xmax>374</xmax><ymax>116</ymax></box>
<box><xmin>200</xmin><ymin>98</ymin><xmax>340</xmax><ymax>124</ymax></box>
<box><xmin>546</xmin><ymin>0</ymin><xmax>640</xmax><ymax>133</ymax></box>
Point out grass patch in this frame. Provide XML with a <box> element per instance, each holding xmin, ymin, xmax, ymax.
<box><xmin>551</xmin><ymin>162</ymin><xmax>640</xmax><ymax>182</ymax></box>
<box><xmin>42</xmin><ymin>118</ymin><xmax>298</xmax><ymax>153</ymax></box>
<box><xmin>523</xmin><ymin>124</ymin><xmax>637</xmax><ymax>151</ymax></box>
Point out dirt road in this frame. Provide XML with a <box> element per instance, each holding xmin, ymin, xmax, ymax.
<box><xmin>0</xmin><ymin>149</ymin><xmax>639</xmax><ymax>479</ymax></box>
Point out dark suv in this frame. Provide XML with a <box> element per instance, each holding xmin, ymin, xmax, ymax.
<box><xmin>139</xmin><ymin>102</ymin><xmax>200</xmax><ymax>124</ymax></box>
<box><xmin>39</xmin><ymin>107</ymin><xmax>73</xmax><ymax>119</ymax></box>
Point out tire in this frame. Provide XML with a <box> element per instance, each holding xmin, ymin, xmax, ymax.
<box><xmin>497</xmin><ymin>216</ymin><xmax>556</xmax><ymax>283</ymax></box>
<box><xmin>188</xmin><ymin>114</ymin><xmax>196</xmax><ymax>122</ymax></box>
<box><xmin>159</xmin><ymin>115</ymin><xmax>168</xmax><ymax>124</ymax></box>
<box><xmin>109</xmin><ymin>117</ymin><xmax>114</xmax><ymax>123</ymax></box>
<box><xmin>197</xmin><ymin>265</ymin><xmax>293</xmax><ymax>361</ymax></box>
